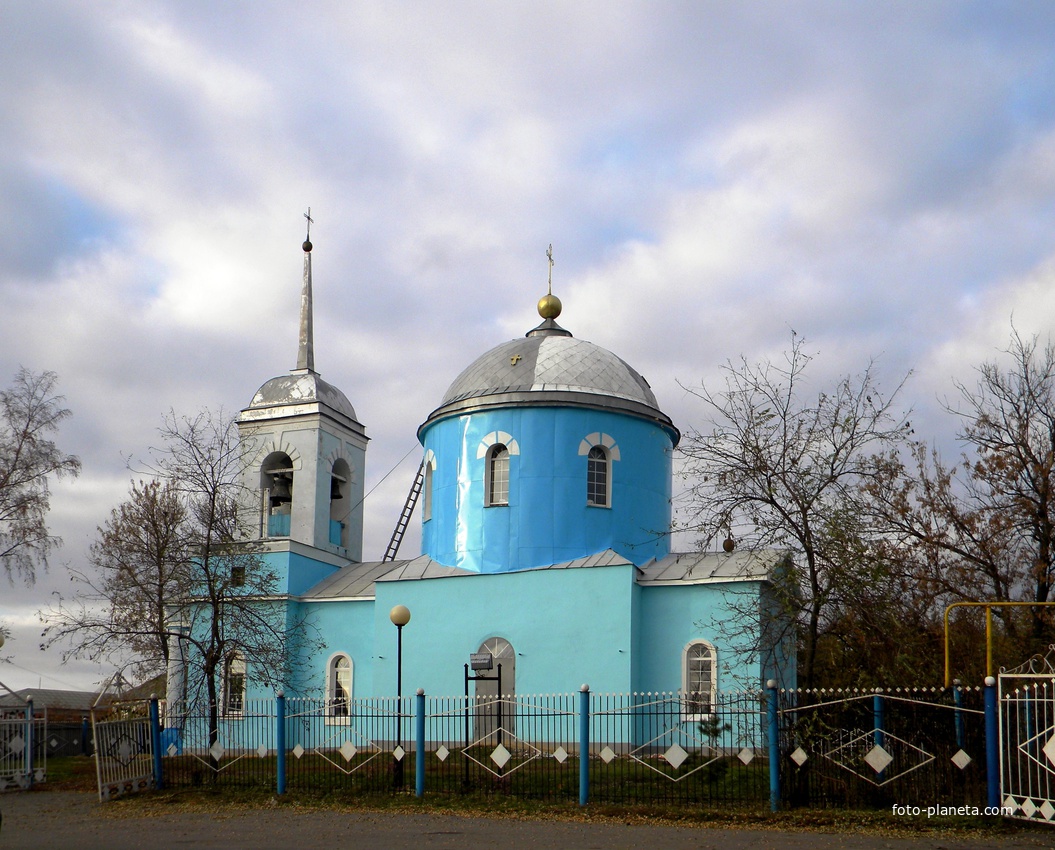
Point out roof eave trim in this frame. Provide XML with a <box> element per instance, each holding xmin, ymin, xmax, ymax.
<box><xmin>418</xmin><ymin>391</ymin><xmax>680</xmax><ymax>444</ymax></box>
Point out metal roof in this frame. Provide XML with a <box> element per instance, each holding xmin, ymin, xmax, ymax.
<box><xmin>636</xmin><ymin>550</ymin><xmax>789</xmax><ymax>585</ymax></box>
<box><xmin>301</xmin><ymin>550</ymin><xmax>636</xmax><ymax>599</ymax></box>
<box><xmin>421</xmin><ymin>321</ymin><xmax>678</xmax><ymax>442</ymax></box>
<box><xmin>243</xmin><ymin>370</ymin><xmax>358</xmax><ymax>422</ymax></box>
<box><xmin>302</xmin><ymin>549</ymin><xmax>786</xmax><ymax>600</ymax></box>
<box><xmin>0</xmin><ymin>688</ymin><xmax>102</xmax><ymax>712</ymax></box>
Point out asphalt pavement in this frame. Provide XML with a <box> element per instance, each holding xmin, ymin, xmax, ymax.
<box><xmin>2</xmin><ymin>791</ymin><xmax>1053</xmax><ymax>850</ymax></box>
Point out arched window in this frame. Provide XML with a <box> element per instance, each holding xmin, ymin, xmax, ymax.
<box><xmin>486</xmin><ymin>444</ymin><xmax>510</xmax><ymax>507</ymax></box>
<box><xmin>587</xmin><ymin>446</ymin><xmax>610</xmax><ymax>507</ymax></box>
<box><xmin>223</xmin><ymin>653</ymin><xmax>246</xmax><ymax>717</ymax></box>
<box><xmin>473</xmin><ymin>637</ymin><xmax>515</xmax><ymax>739</ymax></box>
<box><xmin>682</xmin><ymin>640</ymin><xmax>717</xmax><ymax>721</ymax></box>
<box><xmin>327</xmin><ymin>654</ymin><xmax>353</xmax><ymax>719</ymax></box>
<box><xmin>422</xmin><ymin>459</ymin><xmax>434</xmax><ymax>522</ymax></box>
<box><xmin>329</xmin><ymin>459</ymin><xmax>350</xmax><ymax>547</ymax></box>
<box><xmin>261</xmin><ymin>452</ymin><xmax>294</xmax><ymax>538</ymax></box>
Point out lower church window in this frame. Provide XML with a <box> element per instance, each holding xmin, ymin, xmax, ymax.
<box><xmin>223</xmin><ymin>653</ymin><xmax>246</xmax><ymax>717</ymax></box>
<box><xmin>327</xmin><ymin>654</ymin><xmax>353</xmax><ymax>718</ymax></box>
<box><xmin>683</xmin><ymin>640</ymin><xmax>716</xmax><ymax>720</ymax></box>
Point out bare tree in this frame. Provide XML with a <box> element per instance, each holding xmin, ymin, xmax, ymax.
<box><xmin>44</xmin><ymin>408</ymin><xmax>317</xmax><ymax>751</ymax></box>
<box><xmin>0</xmin><ymin>368</ymin><xmax>81</xmax><ymax>583</ymax></box>
<box><xmin>148</xmin><ymin>409</ymin><xmax>303</xmax><ymax>747</ymax></box>
<box><xmin>868</xmin><ymin>329</ymin><xmax>1055</xmax><ymax>657</ymax></box>
<box><xmin>42</xmin><ymin>479</ymin><xmax>193</xmax><ymax>681</ymax></box>
<box><xmin>679</xmin><ymin>334</ymin><xmax>911</xmax><ymax>689</ymax></box>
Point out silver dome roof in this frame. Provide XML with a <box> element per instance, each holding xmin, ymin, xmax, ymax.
<box><xmin>421</xmin><ymin>320</ymin><xmax>678</xmax><ymax>440</ymax></box>
<box><xmin>245</xmin><ymin>370</ymin><xmax>358</xmax><ymax>421</ymax></box>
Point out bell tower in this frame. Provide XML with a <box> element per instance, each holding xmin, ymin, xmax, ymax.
<box><xmin>238</xmin><ymin>213</ymin><xmax>368</xmax><ymax>563</ymax></box>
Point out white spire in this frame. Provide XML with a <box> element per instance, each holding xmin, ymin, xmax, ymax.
<box><xmin>297</xmin><ymin>208</ymin><xmax>315</xmax><ymax>373</ymax></box>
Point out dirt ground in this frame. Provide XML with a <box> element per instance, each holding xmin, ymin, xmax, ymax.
<box><xmin>2</xmin><ymin>791</ymin><xmax>1054</xmax><ymax>850</ymax></box>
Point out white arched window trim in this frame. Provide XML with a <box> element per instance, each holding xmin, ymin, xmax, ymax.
<box><xmin>325</xmin><ymin>652</ymin><xmax>354</xmax><ymax>723</ymax></box>
<box><xmin>586</xmin><ymin>445</ymin><xmax>611</xmax><ymax>507</ymax></box>
<box><xmin>579</xmin><ymin>433</ymin><xmax>619</xmax><ymax>508</ymax></box>
<box><xmin>223</xmin><ymin>652</ymin><xmax>247</xmax><ymax>718</ymax></box>
<box><xmin>422</xmin><ymin>452</ymin><xmax>436</xmax><ymax>522</ymax></box>
<box><xmin>485</xmin><ymin>444</ymin><xmax>510</xmax><ymax>507</ymax></box>
<box><xmin>478</xmin><ymin>433</ymin><xmax>517</xmax><ymax>508</ymax></box>
<box><xmin>682</xmin><ymin>639</ymin><xmax>717</xmax><ymax>721</ymax></box>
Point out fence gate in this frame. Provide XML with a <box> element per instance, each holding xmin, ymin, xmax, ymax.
<box><xmin>0</xmin><ymin>706</ymin><xmax>46</xmax><ymax>791</ymax></box>
<box><xmin>999</xmin><ymin>650</ymin><xmax>1055</xmax><ymax>823</ymax></box>
<box><xmin>92</xmin><ymin>701</ymin><xmax>155</xmax><ymax>801</ymax></box>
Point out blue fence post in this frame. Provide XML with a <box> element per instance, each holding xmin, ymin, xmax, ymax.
<box><xmin>579</xmin><ymin>684</ymin><xmax>590</xmax><ymax>807</ymax></box>
<box><xmin>149</xmin><ymin>696</ymin><xmax>164</xmax><ymax>791</ymax></box>
<box><xmin>985</xmin><ymin>676</ymin><xmax>999</xmax><ymax>810</ymax></box>
<box><xmin>415</xmin><ymin>689</ymin><xmax>426</xmax><ymax>798</ymax></box>
<box><xmin>24</xmin><ymin>696</ymin><xmax>33</xmax><ymax>788</ymax></box>
<box><xmin>953</xmin><ymin>678</ymin><xmax>964</xmax><ymax>749</ymax></box>
<box><xmin>767</xmin><ymin>679</ymin><xmax>780</xmax><ymax>813</ymax></box>
<box><xmin>873</xmin><ymin>688</ymin><xmax>885</xmax><ymax>782</ymax></box>
<box><xmin>276</xmin><ymin>690</ymin><xmax>287</xmax><ymax>795</ymax></box>
<box><xmin>81</xmin><ymin>715</ymin><xmax>90</xmax><ymax>756</ymax></box>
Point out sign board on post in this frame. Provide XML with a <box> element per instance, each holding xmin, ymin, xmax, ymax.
<box><xmin>470</xmin><ymin>652</ymin><xmax>493</xmax><ymax>671</ymax></box>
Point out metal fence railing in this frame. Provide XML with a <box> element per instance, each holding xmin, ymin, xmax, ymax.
<box><xmin>0</xmin><ymin>706</ymin><xmax>46</xmax><ymax>792</ymax></box>
<box><xmin>591</xmin><ymin>690</ymin><xmax>769</xmax><ymax>806</ymax></box>
<box><xmin>108</xmin><ymin>683</ymin><xmax>1009</xmax><ymax>813</ymax></box>
<box><xmin>778</xmin><ymin>686</ymin><xmax>986</xmax><ymax>809</ymax></box>
<box><xmin>92</xmin><ymin>700</ymin><xmax>155</xmax><ymax>801</ymax></box>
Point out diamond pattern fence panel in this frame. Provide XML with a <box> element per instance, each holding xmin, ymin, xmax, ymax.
<box><xmin>284</xmin><ymin>696</ymin><xmax>413</xmax><ymax>793</ymax></box>
<box><xmin>779</xmin><ymin>687</ymin><xmax>986</xmax><ymax>810</ymax></box>
<box><xmin>589</xmin><ymin>690</ymin><xmax>769</xmax><ymax>806</ymax></box>
<box><xmin>160</xmin><ymin>698</ymin><xmax>277</xmax><ymax>790</ymax></box>
<box><xmin>423</xmin><ymin>692</ymin><xmax>579</xmax><ymax>799</ymax></box>
<box><xmin>0</xmin><ymin>708</ymin><xmax>46</xmax><ymax>792</ymax></box>
<box><xmin>92</xmin><ymin>701</ymin><xmax>153</xmax><ymax>800</ymax></box>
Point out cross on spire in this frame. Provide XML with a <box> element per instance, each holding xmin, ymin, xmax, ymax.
<box><xmin>546</xmin><ymin>243</ymin><xmax>554</xmax><ymax>294</ymax></box>
<box><xmin>304</xmin><ymin>207</ymin><xmax>314</xmax><ymax>240</ymax></box>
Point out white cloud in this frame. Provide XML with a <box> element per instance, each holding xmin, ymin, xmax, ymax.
<box><xmin>5</xmin><ymin>1</ymin><xmax>1055</xmax><ymax>691</ymax></box>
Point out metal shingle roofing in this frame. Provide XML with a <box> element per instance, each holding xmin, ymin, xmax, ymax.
<box><xmin>441</xmin><ymin>335</ymin><xmax>660</xmax><ymax>409</ymax></box>
<box><xmin>301</xmin><ymin>549</ymin><xmax>787</xmax><ymax>600</ymax></box>
<box><xmin>243</xmin><ymin>370</ymin><xmax>359</xmax><ymax>422</ymax></box>
<box><xmin>636</xmin><ymin>550</ymin><xmax>788</xmax><ymax>585</ymax></box>
<box><xmin>300</xmin><ymin>550</ymin><xmax>637</xmax><ymax>599</ymax></box>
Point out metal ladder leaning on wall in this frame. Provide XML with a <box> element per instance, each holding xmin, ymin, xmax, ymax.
<box><xmin>383</xmin><ymin>460</ymin><xmax>424</xmax><ymax>561</ymax></box>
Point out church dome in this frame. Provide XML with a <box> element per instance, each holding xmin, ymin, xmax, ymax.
<box><xmin>246</xmin><ymin>371</ymin><xmax>358</xmax><ymax>421</ymax></box>
<box><xmin>420</xmin><ymin>315</ymin><xmax>678</xmax><ymax>442</ymax></box>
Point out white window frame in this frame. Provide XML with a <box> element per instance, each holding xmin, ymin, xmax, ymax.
<box><xmin>223</xmin><ymin>652</ymin><xmax>247</xmax><ymax>718</ymax></box>
<box><xmin>485</xmin><ymin>444</ymin><xmax>510</xmax><ymax>507</ymax></box>
<box><xmin>682</xmin><ymin>640</ymin><xmax>717</xmax><ymax>721</ymax></box>
<box><xmin>586</xmin><ymin>445</ymin><xmax>611</xmax><ymax>507</ymax></box>
<box><xmin>422</xmin><ymin>458</ymin><xmax>435</xmax><ymax>522</ymax></box>
<box><xmin>325</xmin><ymin>653</ymin><xmax>353</xmax><ymax>722</ymax></box>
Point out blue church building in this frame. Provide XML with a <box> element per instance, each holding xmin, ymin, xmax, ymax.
<box><xmin>167</xmin><ymin>234</ymin><xmax>794</xmax><ymax>730</ymax></box>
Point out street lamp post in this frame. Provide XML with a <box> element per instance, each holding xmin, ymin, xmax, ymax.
<box><xmin>389</xmin><ymin>604</ymin><xmax>411</xmax><ymax>789</ymax></box>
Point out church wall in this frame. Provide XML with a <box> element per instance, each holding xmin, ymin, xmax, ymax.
<box><xmin>261</xmin><ymin>550</ymin><xmax>341</xmax><ymax>596</ymax></box>
<box><xmin>636</xmin><ymin>582</ymin><xmax>767</xmax><ymax>694</ymax></box>
<box><xmin>372</xmin><ymin>563</ymin><xmax>638</xmax><ymax>698</ymax></box>
<box><xmin>421</xmin><ymin>407</ymin><xmax>673</xmax><ymax>572</ymax></box>
<box><xmin>296</xmin><ymin>597</ymin><xmax>376</xmax><ymax>700</ymax></box>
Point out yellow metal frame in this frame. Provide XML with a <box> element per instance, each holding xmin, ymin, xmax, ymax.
<box><xmin>944</xmin><ymin>601</ymin><xmax>1055</xmax><ymax>686</ymax></box>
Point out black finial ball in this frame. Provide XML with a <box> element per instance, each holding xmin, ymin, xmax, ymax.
<box><xmin>303</xmin><ymin>240</ymin><xmax>313</xmax><ymax>252</ymax></box>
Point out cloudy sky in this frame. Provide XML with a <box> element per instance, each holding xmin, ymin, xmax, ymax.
<box><xmin>3</xmin><ymin>1</ymin><xmax>1055</xmax><ymax>693</ymax></box>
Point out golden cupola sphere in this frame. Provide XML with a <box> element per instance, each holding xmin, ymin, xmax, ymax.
<box><xmin>537</xmin><ymin>293</ymin><xmax>562</xmax><ymax>320</ymax></box>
